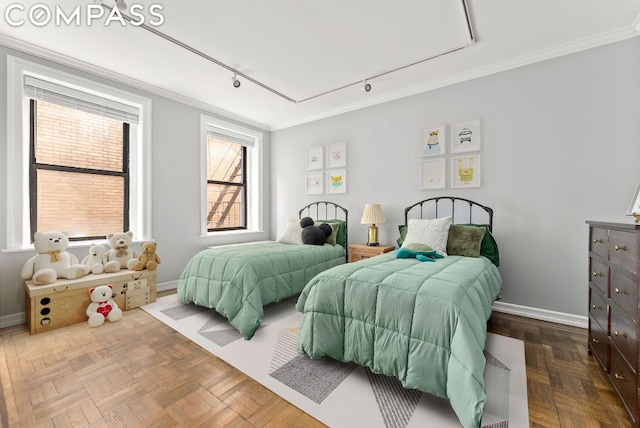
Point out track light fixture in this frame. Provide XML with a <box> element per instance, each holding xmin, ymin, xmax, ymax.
<box><xmin>232</xmin><ymin>73</ymin><xmax>241</xmax><ymax>88</ymax></box>
<box><xmin>362</xmin><ymin>79</ymin><xmax>372</xmax><ymax>92</ymax></box>
<box><xmin>115</xmin><ymin>0</ymin><xmax>127</xmax><ymax>12</ymax></box>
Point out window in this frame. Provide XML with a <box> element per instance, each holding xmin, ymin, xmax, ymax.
<box><xmin>6</xmin><ymin>56</ymin><xmax>151</xmax><ymax>249</ymax></box>
<box><xmin>201</xmin><ymin>116</ymin><xmax>263</xmax><ymax>236</ymax></box>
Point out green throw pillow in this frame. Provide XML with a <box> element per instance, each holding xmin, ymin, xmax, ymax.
<box><xmin>446</xmin><ymin>225</ymin><xmax>486</xmax><ymax>258</ymax></box>
<box><xmin>317</xmin><ymin>219</ymin><xmax>346</xmax><ymax>247</ymax></box>
<box><xmin>315</xmin><ymin>221</ymin><xmax>339</xmax><ymax>245</ymax></box>
<box><xmin>470</xmin><ymin>224</ymin><xmax>500</xmax><ymax>266</ymax></box>
<box><xmin>397</xmin><ymin>224</ymin><xmax>408</xmax><ymax>247</ymax></box>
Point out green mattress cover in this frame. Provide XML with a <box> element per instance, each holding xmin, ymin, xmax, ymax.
<box><xmin>178</xmin><ymin>241</ymin><xmax>345</xmax><ymax>339</ymax></box>
<box><xmin>296</xmin><ymin>252</ymin><xmax>502</xmax><ymax>428</ymax></box>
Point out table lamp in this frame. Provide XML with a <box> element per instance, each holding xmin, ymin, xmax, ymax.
<box><xmin>361</xmin><ymin>204</ymin><xmax>385</xmax><ymax>246</ymax></box>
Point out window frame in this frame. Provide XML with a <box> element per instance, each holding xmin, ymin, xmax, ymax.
<box><xmin>5</xmin><ymin>56</ymin><xmax>152</xmax><ymax>250</ymax></box>
<box><xmin>200</xmin><ymin>115</ymin><xmax>264</xmax><ymax>237</ymax></box>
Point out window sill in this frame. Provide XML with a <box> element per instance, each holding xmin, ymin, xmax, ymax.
<box><xmin>2</xmin><ymin>239</ymin><xmax>154</xmax><ymax>254</ymax></box>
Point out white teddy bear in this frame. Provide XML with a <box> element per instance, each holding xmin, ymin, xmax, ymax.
<box><xmin>86</xmin><ymin>285</ymin><xmax>123</xmax><ymax>327</ymax></box>
<box><xmin>81</xmin><ymin>244</ymin><xmax>116</xmax><ymax>275</ymax></box>
<box><xmin>103</xmin><ymin>231</ymin><xmax>138</xmax><ymax>271</ymax></box>
<box><xmin>21</xmin><ymin>231</ymin><xmax>90</xmax><ymax>285</ymax></box>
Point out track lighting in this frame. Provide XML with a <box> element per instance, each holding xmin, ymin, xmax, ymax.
<box><xmin>115</xmin><ymin>0</ymin><xmax>127</xmax><ymax>12</ymax></box>
<box><xmin>232</xmin><ymin>73</ymin><xmax>241</xmax><ymax>88</ymax></box>
<box><xmin>362</xmin><ymin>79</ymin><xmax>372</xmax><ymax>92</ymax></box>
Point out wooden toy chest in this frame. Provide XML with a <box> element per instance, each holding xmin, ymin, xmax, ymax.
<box><xmin>24</xmin><ymin>270</ymin><xmax>157</xmax><ymax>335</ymax></box>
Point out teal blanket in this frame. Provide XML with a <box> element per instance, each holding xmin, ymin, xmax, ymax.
<box><xmin>296</xmin><ymin>252</ymin><xmax>502</xmax><ymax>428</ymax></box>
<box><xmin>178</xmin><ymin>241</ymin><xmax>345</xmax><ymax>339</ymax></box>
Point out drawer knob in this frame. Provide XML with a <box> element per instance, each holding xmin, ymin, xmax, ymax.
<box><xmin>615</xmin><ymin>288</ymin><xmax>627</xmax><ymax>294</ymax></box>
<box><xmin>592</xmin><ymin>272</ymin><xmax>602</xmax><ymax>277</ymax></box>
<box><xmin>593</xmin><ymin>239</ymin><xmax>602</xmax><ymax>244</ymax></box>
<box><xmin>591</xmin><ymin>304</ymin><xmax>601</xmax><ymax>310</ymax></box>
<box><xmin>614</xmin><ymin>245</ymin><xmax>627</xmax><ymax>251</ymax></box>
<box><xmin>614</xmin><ymin>373</ymin><xmax>626</xmax><ymax>381</ymax></box>
<box><xmin>591</xmin><ymin>337</ymin><xmax>600</xmax><ymax>343</ymax></box>
<box><xmin>614</xmin><ymin>331</ymin><xmax>627</xmax><ymax>338</ymax></box>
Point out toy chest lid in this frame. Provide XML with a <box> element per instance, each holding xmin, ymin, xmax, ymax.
<box><xmin>24</xmin><ymin>269</ymin><xmax>155</xmax><ymax>297</ymax></box>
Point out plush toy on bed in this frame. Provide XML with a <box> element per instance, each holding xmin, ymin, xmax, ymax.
<box><xmin>20</xmin><ymin>231</ymin><xmax>91</xmax><ymax>285</ymax></box>
<box><xmin>300</xmin><ymin>217</ymin><xmax>332</xmax><ymax>245</ymax></box>
<box><xmin>103</xmin><ymin>231</ymin><xmax>138</xmax><ymax>271</ymax></box>
<box><xmin>86</xmin><ymin>284</ymin><xmax>122</xmax><ymax>327</ymax></box>
<box><xmin>133</xmin><ymin>241</ymin><xmax>161</xmax><ymax>271</ymax></box>
<box><xmin>396</xmin><ymin>244</ymin><xmax>444</xmax><ymax>262</ymax></box>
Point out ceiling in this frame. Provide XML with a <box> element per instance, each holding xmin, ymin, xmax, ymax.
<box><xmin>1</xmin><ymin>0</ymin><xmax>640</xmax><ymax>131</ymax></box>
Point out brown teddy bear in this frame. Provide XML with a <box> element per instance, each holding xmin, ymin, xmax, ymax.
<box><xmin>133</xmin><ymin>241</ymin><xmax>161</xmax><ymax>271</ymax></box>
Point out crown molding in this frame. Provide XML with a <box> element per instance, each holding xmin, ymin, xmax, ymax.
<box><xmin>270</xmin><ymin>26</ymin><xmax>640</xmax><ymax>131</ymax></box>
<box><xmin>0</xmin><ymin>34</ymin><xmax>270</xmax><ymax>131</ymax></box>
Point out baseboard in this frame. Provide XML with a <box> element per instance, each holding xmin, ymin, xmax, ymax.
<box><xmin>0</xmin><ymin>279</ymin><xmax>179</xmax><ymax>329</ymax></box>
<box><xmin>492</xmin><ymin>301</ymin><xmax>588</xmax><ymax>329</ymax></box>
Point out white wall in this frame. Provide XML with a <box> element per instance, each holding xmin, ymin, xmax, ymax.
<box><xmin>0</xmin><ymin>46</ymin><xmax>271</xmax><ymax>324</ymax></box>
<box><xmin>270</xmin><ymin>37</ymin><xmax>640</xmax><ymax>319</ymax></box>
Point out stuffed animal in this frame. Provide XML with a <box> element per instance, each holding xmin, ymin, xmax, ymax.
<box><xmin>86</xmin><ymin>284</ymin><xmax>122</xmax><ymax>327</ymax></box>
<box><xmin>103</xmin><ymin>231</ymin><xmax>138</xmax><ymax>271</ymax></box>
<box><xmin>81</xmin><ymin>244</ymin><xmax>113</xmax><ymax>275</ymax></box>
<box><xmin>300</xmin><ymin>217</ymin><xmax>332</xmax><ymax>245</ymax></box>
<box><xmin>20</xmin><ymin>231</ymin><xmax>90</xmax><ymax>285</ymax></box>
<box><xmin>133</xmin><ymin>241</ymin><xmax>161</xmax><ymax>271</ymax></box>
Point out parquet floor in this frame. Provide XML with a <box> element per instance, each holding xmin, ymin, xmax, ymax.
<box><xmin>0</xmin><ymin>292</ymin><xmax>634</xmax><ymax>427</ymax></box>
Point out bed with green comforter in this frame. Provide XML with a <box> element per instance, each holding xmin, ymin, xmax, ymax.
<box><xmin>178</xmin><ymin>241</ymin><xmax>345</xmax><ymax>339</ymax></box>
<box><xmin>296</xmin><ymin>252</ymin><xmax>502</xmax><ymax>428</ymax></box>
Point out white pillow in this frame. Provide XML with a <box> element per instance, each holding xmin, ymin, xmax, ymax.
<box><xmin>402</xmin><ymin>216</ymin><xmax>452</xmax><ymax>256</ymax></box>
<box><xmin>277</xmin><ymin>219</ymin><xmax>303</xmax><ymax>245</ymax></box>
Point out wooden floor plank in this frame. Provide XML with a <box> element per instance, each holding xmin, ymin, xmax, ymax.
<box><xmin>0</xmin><ymin>292</ymin><xmax>634</xmax><ymax>428</ymax></box>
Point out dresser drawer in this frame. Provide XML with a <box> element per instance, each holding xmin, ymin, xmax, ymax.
<box><xmin>589</xmin><ymin>286</ymin><xmax>608</xmax><ymax>330</ymax></box>
<box><xmin>610</xmin><ymin>230</ymin><xmax>638</xmax><ymax>274</ymax></box>
<box><xmin>589</xmin><ymin>316</ymin><xmax>609</xmax><ymax>371</ymax></box>
<box><xmin>611</xmin><ymin>307</ymin><xmax>638</xmax><ymax>368</ymax></box>
<box><xmin>589</xmin><ymin>258</ymin><xmax>609</xmax><ymax>295</ymax></box>
<box><xmin>590</xmin><ymin>227</ymin><xmax>609</xmax><ymax>259</ymax></box>
<box><xmin>610</xmin><ymin>347</ymin><xmax>638</xmax><ymax>421</ymax></box>
<box><xmin>611</xmin><ymin>269</ymin><xmax>638</xmax><ymax>320</ymax></box>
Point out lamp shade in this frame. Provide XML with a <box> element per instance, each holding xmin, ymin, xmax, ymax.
<box><xmin>360</xmin><ymin>204</ymin><xmax>385</xmax><ymax>225</ymax></box>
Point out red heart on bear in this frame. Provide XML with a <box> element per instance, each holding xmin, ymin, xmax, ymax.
<box><xmin>97</xmin><ymin>305</ymin><xmax>112</xmax><ymax>317</ymax></box>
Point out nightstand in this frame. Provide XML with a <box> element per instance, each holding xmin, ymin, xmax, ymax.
<box><xmin>348</xmin><ymin>244</ymin><xmax>395</xmax><ymax>262</ymax></box>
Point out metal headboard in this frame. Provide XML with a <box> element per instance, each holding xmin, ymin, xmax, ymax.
<box><xmin>299</xmin><ymin>201</ymin><xmax>349</xmax><ymax>260</ymax></box>
<box><xmin>404</xmin><ymin>197</ymin><xmax>493</xmax><ymax>231</ymax></box>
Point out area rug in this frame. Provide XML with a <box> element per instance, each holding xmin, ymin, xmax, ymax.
<box><xmin>142</xmin><ymin>294</ymin><xmax>528</xmax><ymax>428</ymax></box>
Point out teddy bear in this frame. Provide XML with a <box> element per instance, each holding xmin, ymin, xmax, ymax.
<box><xmin>20</xmin><ymin>231</ymin><xmax>91</xmax><ymax>285</ymax></box>
<box><xmin>133</xmin><ymin>241</ymin><xmax>161</xmax><ymax>271</ymax></box>
<box><xmin>86</xmin><ymin>284</ymin><xmax>123</xmax><ymax>327</ymax></box>
<box><xmin>81</xmin><ymin>244</ymin><xmax>114</xmax><ymax>275</ymax></box>
<box><xmin>103</xmin><ymin>231</ymin><xmax>138</xmax><ymax>271</ymax></box>
<box><xmin>300</xmin><ymin>217</ymin><xmax>332</xmax><ymax>245</ymax></box>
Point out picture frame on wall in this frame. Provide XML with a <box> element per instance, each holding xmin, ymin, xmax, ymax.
<box><xmin>306</xmin><ymin>146</ymin><xmax>324</xmax><ymax>170</ymax></box>
<box><xmin>305</xmin><ymin>172</ymin><xmax>324</xmax><ymax>195</ymax></box>
<box><xmin>451</xmin><ymin>155</ymin><xmax>481</xmax><ymax>188</ymax></box>
<box><xmin>420</xmin><ymin>159</ymin><xmax>446</xmax><ymax>189</ymax></box>
<box><xmin>326</xmin><ymin>142</ymin><xmax>347</xmax><ymax>168</ymax></box>
<box><xmin>326</xmin><ymin>169</ymin><xmax>347</xmax><ymax>194</ymax></box>
<box><xmin>421</xmin><ymin>124</ymin><xmax>446</xmax><ymax>156</ymax></box>
<box><xmin>627</xmin><ymin>180</ymin><xmax>640</xmax><ymax>216</ymax></box>
<box><xmin>451</xmin><ymin>120</ymin><xmax>481</xmax><ymax>153</ymax></box>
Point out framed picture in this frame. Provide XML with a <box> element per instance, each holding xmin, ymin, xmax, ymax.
<box><xmin>627</xmin><ymin>181</ymin><xmax>640</xmax><ymax>216</ymax></box>
<box><xmin>305</xmin><ymin>172</ymin><xmax>324</xmax><ymax>195</ymax></box>
<box><xmin>451</xmin><ymin>120</ymin><xmax>481</xmax><ymax>153</ymax></box>
<box><xmin>326</xmin><ymin>142</ymin><xmax>346</xmax><ymax>168</ymax></box>
<box><xmin>326</xmin><ymin>169</ymin><xmax>347</xmax><ymax>194</ymax></box>
<box><xmin>421</xmin><ymin>124</ymin><xmax>446</xmax><ymax>156</ymax></box>
<box><xmin>306</xmin><ymin>146</ymin><xmax>323</xmax><ymax>170</ymax></box>
<box><xmin>420</xmin><ymin>159</ymin><xmax>446</xmax><ymax>189</ymax></box>
<box><xmin>451</xmin><ymin>155</ymin><xmax>481</xmax><ymax>188</ymax></box>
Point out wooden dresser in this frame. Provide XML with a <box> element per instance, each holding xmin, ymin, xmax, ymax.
<box><xmin>587</xmin><ymin>221</ymin><xmax>640</xmax><ymax>425</ymax></box>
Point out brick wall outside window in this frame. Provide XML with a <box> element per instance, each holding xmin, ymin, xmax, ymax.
<box><xmin>34</xmin><ymin>102</ymin><xmax>126</xmax><ymax>238</ymax></box>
